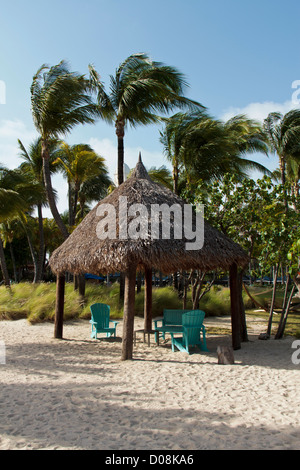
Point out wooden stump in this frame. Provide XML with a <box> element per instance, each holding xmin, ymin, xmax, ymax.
<box><xmin>217</xmin><ymin>346</ymin><xmax>235</xmax><ymax>365</ymax></box>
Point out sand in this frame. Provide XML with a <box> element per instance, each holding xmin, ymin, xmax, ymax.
<box><xmin>0</xmin><ymin>316</ymin><xmax>299</xmax><ymax>450</ymax></box>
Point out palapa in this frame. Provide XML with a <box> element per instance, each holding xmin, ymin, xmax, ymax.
<box><xmin>50</xmin><ymin>157</ymin><xmax>248</xmax><ymax>275</ymax></box>
<box><xmin>49</xmin><ymin>156</ymin><xmax>248</xmax><ymax>360</ymax></box>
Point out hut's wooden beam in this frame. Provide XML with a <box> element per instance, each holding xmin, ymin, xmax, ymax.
<box><xmin>121</xmin><ymin>264</ymin><xmax>137</xmax><ymax>361</ymax></box>
<box><xmin>144</xmin><ymin>267</ymin><xmax>152</xmax><ymax>331</ymax></box>
<box><xmin>229</xmin><ymin>263</ymin><xmax>241</xmax><ymax>350</ymax></box>
<box><xmin>54</xmin><ymin>273</ymin><xmax>65</xmax><ymax>339</ymax></box>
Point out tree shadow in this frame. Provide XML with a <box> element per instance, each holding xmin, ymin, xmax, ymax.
<box><xmin>0</xmin><ymin>380</ymin><xmax>299</xmax><ymax>450</ymax></box>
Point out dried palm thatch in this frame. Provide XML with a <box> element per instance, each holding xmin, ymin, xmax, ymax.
<box><xmin>49</xmin><ymin>157</ymin><xmax>248</xmax><ymax>275</ymax></box>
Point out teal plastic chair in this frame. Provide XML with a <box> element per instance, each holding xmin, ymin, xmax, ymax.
<box><xmin>171</xmin><ymin>310</ymin><xmax>208</xmax><ymax>354</ymax></box>
<box><xmin>90</xmin><ymin>303</ymin><xmax>119</xmax><ymax>340</ymax></box>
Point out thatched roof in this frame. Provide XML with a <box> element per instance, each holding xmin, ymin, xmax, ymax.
<box><xmin>49</xmin><ymin>157</ymin><xmax>248</xmax><ymax>275</ymax></box>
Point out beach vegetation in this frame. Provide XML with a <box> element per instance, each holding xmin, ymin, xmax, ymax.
<box><xmin>0</xmin><ymin>281</ymin><xmax>298</xmax><ymax>337</ymax></box>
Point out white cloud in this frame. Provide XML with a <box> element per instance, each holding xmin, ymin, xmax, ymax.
<box><xmin>221</xmin><ymin>99</ymin><xmax>297</xmax><ymax>123</ymax></box>
<box><xmin>0</xmin><ymin>119</ymin><xmax>38</xmax><ymax>169</ymax></box>
<box><xmin>0</xmin><ymin>118</ymin><xmax>67</xmax><ymax>218</ymax></box>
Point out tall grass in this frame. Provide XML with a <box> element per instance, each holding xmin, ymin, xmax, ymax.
<box><xmin>0</xmin><ymin>281</ymin><xmax>261</xmax><ymax>324</ymax></box>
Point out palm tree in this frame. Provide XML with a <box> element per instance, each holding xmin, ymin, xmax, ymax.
<box><xmin>160</xmin><ymin>110</ymin><xmax>209</xmax><ymax>193</ymax></box>
<box><xmin>263</xmin><ymin>110</ymin><xmax>300</xmax><ymax>211</ymax></box>
<box><xmin>18</xmin><ymin>138</ymin><xmax>59</xmax><ymax>281</ymax></box>
<box><xmin>288</xmin><ymin>157</ymin><xmax>300</xmax><ymax>203</ymax></box>
<box><xmin>89</xmin><ymin>53</ymin><xmax>203</xmax><ymax>187</ymax></box>
<box><xmin>31</xmin><ymin>60</ymin><xmax>99</xmax><ymax>239</ymax></box>
<box><xmin>54</xmin><ymin>142</ymin><xmax>111</xmax><ymax>226</ymax></box>
<box><xmin>161</xmin><ymin>112</ymin><xmax>270</xmax><ymax>190</ymax></box>
<box><xmin>272</xmin><ymin>157</ymin><xmax>300</xmax><ymax>211</ymax></box>
<box><xmin>222</xmin><ymin>114</ymin><xmax>270</xmax><ymax>176</ymax></box>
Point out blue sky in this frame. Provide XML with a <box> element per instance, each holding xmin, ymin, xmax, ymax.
<box><xmin>0</xmin><ymin>0</ymin><xmax>300</xmax><ymax>214</ymax></box>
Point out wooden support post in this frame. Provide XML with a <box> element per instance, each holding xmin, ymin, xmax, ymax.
<box><xmin>144</xmin><ymin>267</ymin><xmax>153</xmax><ymax>331</ymax></box>
<box><xmin>238</xmin><ymin>270</ymin><xmax>248</xmax><ymax>343</ymax></box>
<box><xmin>229</xmin><ymin>263</ymin><xmax>241</xmax><ymax>350</ymax></box>
<box><xmin>54</xmin><ymin>273</ymin><xmax>65</xmax><ymax>339</ymax></box>
<box><xmin>78</xmin><ymin>273</ymin><xmax>86</xmax><ymax>298</ymax></box>
<box><xmin>121</xmin><ymin>264</ymin><xmax>137</xmax><ymax>361</ymax></box>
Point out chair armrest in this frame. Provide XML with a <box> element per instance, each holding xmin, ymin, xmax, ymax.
<box><xmin>110</xmin><ymin>321</ymin><xmax>119</xmax><ymax>326</ymax></box>
<box><xmin>90</xmin><ymin>320</ymin><xmax>97</xmax><ymax>325</ymax></box>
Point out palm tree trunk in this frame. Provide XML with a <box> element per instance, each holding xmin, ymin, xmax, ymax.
<box><xmin>24</xmin><ymin>226</ymin><xmax>38</xmax><ymax>283</ymax></box>
<box><xmin>0</xmin><ymin>238</ymin><xmax>10</xmax><ymax>287</ymax></box>
<box><xmin>118</xmin><ymin>136</ymin><xmax>124</xmax><ymax>185</ymax></box>
<box><xmin>72</xmin><ymin>184</ymin><xmax>79</xmax><ymax>226</ymax></box>
<box><xmin>68</xmin><ymin>181</ymin><xmax>73</xmax><ymax>227</ymax></box>
<box><xmin>9</xmin><ymin>243</ymin><xmax>18</xmax><ymax>283</ymax></box>
<box><xmin>279</xmin><ymin>155</ymin><xmax>288</xmax><ymax>213</ymax></box>
<box><xmin>36</xmin><ymin>203</ymin><xmax>45</xmax><ymax>282</ymax></box>
<box><xmin>115</xmin><ymin>121</ymin><xmax>126</xmax><ymax>302</ymax></box>
<box><xmin>42</xmin><ymin>140</ymin><xmax>69</xmax><ymax>240</ymax></box>
<box><xmin>116</xmin><ymin>120</ymin><xmax>125</xmax><ymax>186</ymax></box>
<box><xmin>173</xmin><ymin>158</ymin><xmax>179</xmax><ymax>195</ymax></box>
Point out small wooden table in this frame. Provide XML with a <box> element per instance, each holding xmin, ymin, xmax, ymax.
<box><xmin>134</xmin><ymin>329</ymin><xmax>159</xmax><ymax>347</ymax></box>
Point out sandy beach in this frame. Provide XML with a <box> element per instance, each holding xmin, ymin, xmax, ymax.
<box><xmin>0</xmin><ymin>316</ymin><xmax>299</xmax><ymax>450</ymax></box>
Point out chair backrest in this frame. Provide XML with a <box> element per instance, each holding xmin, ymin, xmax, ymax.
<box><xmin>90</xmin><ymin>303</ymin><xmax>110</xmax><ymax>328</ymax></box>
<box><xmin>163</xmin><ymin>309</ymin><xmax>193</xmax><ymax>326</ymax></box>
<box><xmin>182</xmin><ymin>310</ymin><xmax>205</xmax><ymax>344</ymax></box>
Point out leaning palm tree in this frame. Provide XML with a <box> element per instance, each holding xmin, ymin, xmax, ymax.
<box><xmin>263</xmin><ymin>110</ymin><xmax>300</xmax><ymax>211</ymax></box>
<box><xmin>31</xmin><ymin>60</ymin><xmax>99</xmax><ymax>239</ymax></box>
<box><xmin>263</xmin><ymin>110</ymin><xmax>300</xmax><ymax>185</ymax></box>
<box><xmin>18</xmin><ymin>138</ymin><xmax>60</xmax><ymax>281</ymax></box>
<box><xmin>89</xmin><ymin>53</ymin><xmax>203</xmax><ymax>186</ymax></box>
<box><xmin>272</xmin><ymin>157</ymin><xmax>300</xmax><ymax>211</ymax></box>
